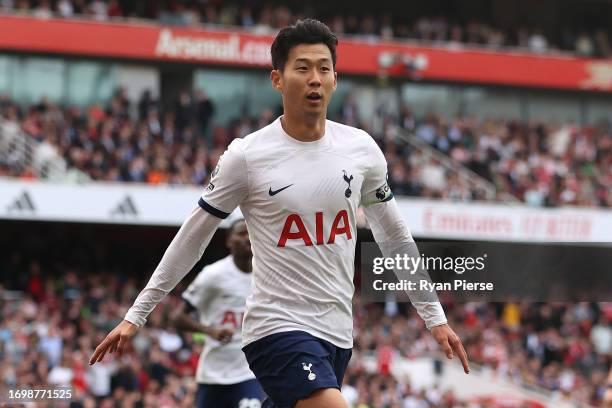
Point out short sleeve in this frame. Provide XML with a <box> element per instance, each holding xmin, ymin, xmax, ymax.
<box><xmin>199</xmin><ymin>139</ymin><xmax>248</xmax><ymax>219</ymax></box>
<box><xmin>182</xmin><ymin>268</ymin><xmax>216</xmax><ymax>312</ymax></box>
<box><xmin>360</xmin><ymin>137</ymin><xmax>393</xmax><ymax>207</ymax></box>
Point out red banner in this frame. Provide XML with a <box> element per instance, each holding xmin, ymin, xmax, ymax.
<box><xmin>0</xmin><ymin>15</ymin><xmax>610</xmax><ymax>92</ymax></box>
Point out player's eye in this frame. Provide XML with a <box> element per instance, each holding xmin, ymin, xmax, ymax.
<box><xmin>321</xmin><ymin>66</ymin><xmax>331</xmax><ymax>72</ymax></box>
<box><xmin>296</xmin><ymin>66</ymin><xmax>308</xmax><ymax>71</ymax></box>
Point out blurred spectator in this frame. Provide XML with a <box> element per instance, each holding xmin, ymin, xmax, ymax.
<box><xmin>421</xmin><ymin>157</ymin><xmax>446</xmax><ymax>191</ymax></box>
<box><xmin>39</xmin><ymin>325</ymin><xmax>63</xmax><ymax>367</ymax></box>
<box><xmin>32</xmin><ymin>0</ymin><xmax>52</xmax><ymax>18</ymax></box>
<box><xmin>576</xmin><ymin>32</ymin><xmax>596</xmax><ymax>57</ymax></box>
<box><xmin>591</xmin><ymin>316</ymin><xmax>612</xmax><ymax>355</ymax></box>
<box><xmin>195</xmin><ymin>88</ymin><xmax>215</xmax><ymax>140</ymax></box>
<box><xmin>528</xmin><ymin>29</ymin><xmax>549</xmax><ymax>53</ymax></box>
<box><xmin>47</xmin><ymin>350</ymin><xmax>74</xmax><ymax>386</ymax></box>
<box><xmin>174</xmin><ymin>91</ymin><xmax>194</xmax><ymax>134</ymax></box>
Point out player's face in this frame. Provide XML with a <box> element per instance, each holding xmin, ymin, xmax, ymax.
<box><xmin>227</xmin><ymin>221</ymin><xmax>251</xmax><ymax>258</ymax></box>
<box><xmin>271</xmin><ymin>43</ymin><xmax>337</xmax><ymax>118</ymax></box>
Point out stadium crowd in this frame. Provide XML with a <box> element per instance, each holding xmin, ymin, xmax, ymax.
<box><xmin>388</xmin><ymin>108</ymin><xmax>612</xmax><ymax>208</ymax></box>
<box><xmin>0</xmin><ymin>247</ymin><xmax>610</xmax><ymax>407</ymax></box>
<box><xmin>1</xmin><ymin>89</ymin><xmax>610</xmax><ymax>208</ymax></box>
<box><xmin>350</xmin><ymin>298</ymin><xmax>611</xmax><ymax>407</ymax></box>
<box><xmin>0</xmin><ymin>0</ymin><xmax>610</xmax><ymax>57</ymax></box>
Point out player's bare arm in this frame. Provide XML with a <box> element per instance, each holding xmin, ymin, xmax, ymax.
<box><xmin>172</xmin><ymin>301</ymin><xmax>234</xmax><ymax>344</ymax></box>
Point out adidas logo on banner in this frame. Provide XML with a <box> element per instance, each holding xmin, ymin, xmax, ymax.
<box><xmin>110</xmin><ymin>195</ymin><xmax>138</xmax><ymax>218</ymax></box>
<box><xmin>6</xmin><ymin>191</ymin><xmax>36</xmax><ymax>213</ymax></box>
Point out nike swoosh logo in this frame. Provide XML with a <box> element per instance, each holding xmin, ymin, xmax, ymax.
<box><xmin>269</xmin><ymin>184</ymin><xmax>293</xmax><ymax>196</ymax></box>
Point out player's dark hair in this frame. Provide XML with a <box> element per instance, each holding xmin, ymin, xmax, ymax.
<box><xmin>271</xmin><ymin>19</ymin><xmax>338</xmax><ymax>72</ymax></box>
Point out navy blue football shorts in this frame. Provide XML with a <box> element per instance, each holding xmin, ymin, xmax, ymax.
<box><xmin>196</xmin><ymin>378</ymin><xmax>264</xmax><ymax>408</ymax></box>
<box><xmin>242</xmin><ymin>330</ymin><xmax>352</xmax><ymax>408</ymax></box>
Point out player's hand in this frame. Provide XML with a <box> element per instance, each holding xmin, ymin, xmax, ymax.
<box><xmin>209</xmin><ymin>327</ymin><xmax>234</xmax><ymax>345</ymax></box>
<box><xmin>431</xmin><ymin>323</ymin><xmax>470</xmax><ymax>374</ymax></box>
<box><xmin>89</xmin><ymin>319</ymin><xmax>138</xmax><ymax>365</ymax></box>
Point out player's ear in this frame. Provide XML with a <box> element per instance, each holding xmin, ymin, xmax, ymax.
<box><xmin>270</xmin><ymin>69</ymin><xmax>282</xmax><ymax>93</ymax></box>
<box><xmin>333</xmin><ymin>70</ymin><xmax>337</xmax><ymax>91</ymax></box>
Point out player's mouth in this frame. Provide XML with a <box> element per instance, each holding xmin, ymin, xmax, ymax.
<box><xmin>306</xmin><ymin>92</ymin><xmax>323</xmax><ymax>105</ymax></box>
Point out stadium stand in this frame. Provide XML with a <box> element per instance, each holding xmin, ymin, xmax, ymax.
<box><xmin>0</xmin><ymin>222</ymin><xmax>610</xmax><ymax>407</ymax></box>
<box><xmin>1</xmin><ymin>90</ymin><xmax>609</xmax><ymax>207</ymax></box>
<box><xmin>0</xmin><ymin>237</ymin><xmax>612</xmax><ymax>408</ymax></box>
<box><xmin>1</xmin><ymin>1</ymin><xmax>610</xmax><ymax>57</ymax></box>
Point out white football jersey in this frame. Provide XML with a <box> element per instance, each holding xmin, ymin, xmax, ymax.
<box><xmin>182</xmin><ymin>255</ymin><xmax>255</xmax><ymax>384</ymax></box>
<box><xmin>199</xmin><ymin>117</ymin><xmax>392</xmax><ymax>349</ymax></box>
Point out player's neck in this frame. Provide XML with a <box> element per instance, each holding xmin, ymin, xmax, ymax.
<box><xmin>280</xmin><ymin>112</ymin><xmax>326</xmax><ymax>142</ymax></box>
<box><xmin>233</xmin><ymin>256</ymin><xmax>252</xmax><ymax>273</ymax></box>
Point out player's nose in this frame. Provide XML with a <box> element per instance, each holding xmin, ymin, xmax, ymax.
<box><xmin>308</xmin><ymin>71</ymin><xmax>322</xmax><ymax>86</ymax></box>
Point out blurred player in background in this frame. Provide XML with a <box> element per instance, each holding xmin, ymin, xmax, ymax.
<box><xmin>172</xmin><ymin>219</ymin><xmax>264</xmax><ymax>407</ymax></box>
<box><xmin>90</xmin><ymin>19</ymin><xmax>469</xmax><ymax>408</ymax></box>
<box><xmin>604</xmin><ymin>369</ymin><xmax>612</xmax><ymax>408</ymax></box>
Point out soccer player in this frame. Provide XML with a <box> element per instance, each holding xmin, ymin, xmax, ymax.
<box><xmin>172</xmin><ymin>219</ymin><xmax>264</xmax><ymax>407</ymax></box>
<box><xmin>90</xmin><ymin>19</ymin><xmax>470</xmax><ymax>408</ymax></box>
